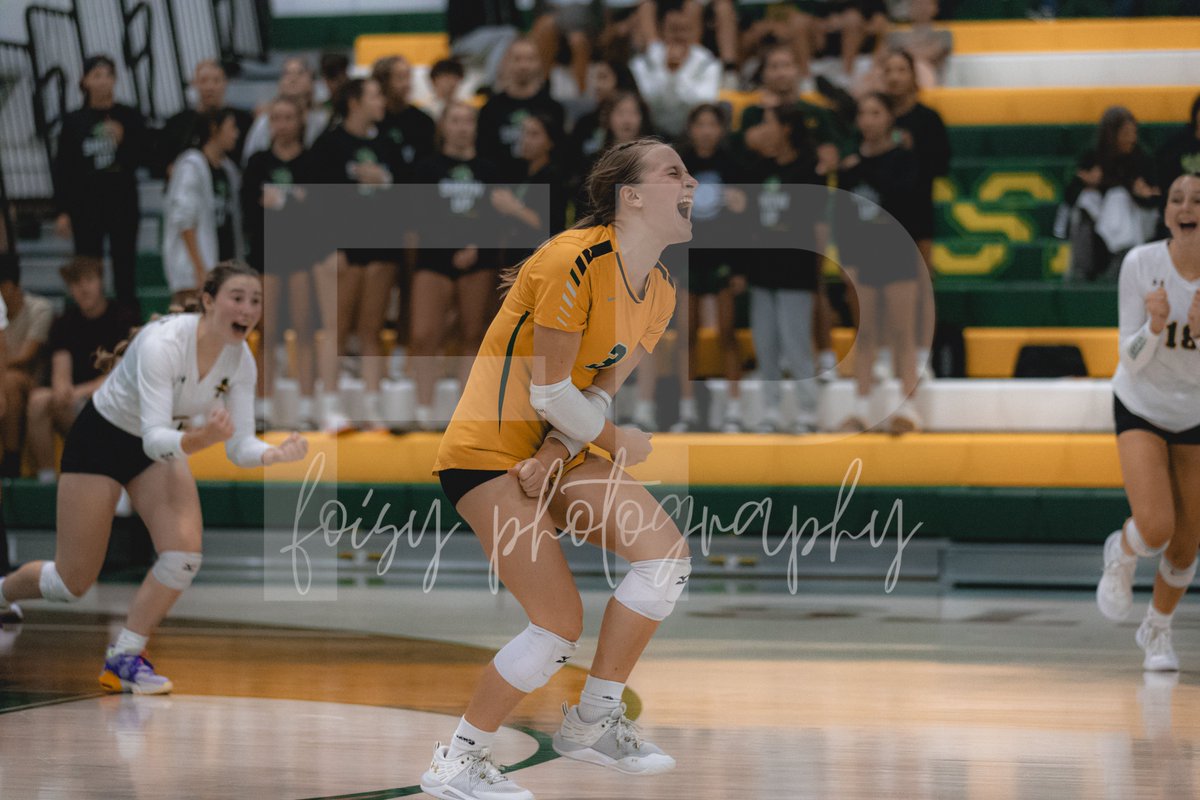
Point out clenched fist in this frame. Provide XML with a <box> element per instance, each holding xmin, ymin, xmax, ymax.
<box><xmin>1146</xmin><ymin>286</ymin><xmax>1170</xmax><ymax>335</ymax></box>
<box><xmin>263</xmin><ymin>432</ymin><xmax>308</xmax><ymax>466</ymax></box>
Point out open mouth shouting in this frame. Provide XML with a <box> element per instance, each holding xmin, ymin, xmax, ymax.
<box><xmin>231</xmin><ymin>321</ymin><xmax>250</xmax><ymax>336</ymax></box>
<box><xmin>677</xmin><ymin>196</ymin><xmax>693</xmax><ymax>221</ymax></box>
<box><xmin>1179</xmin><ymin>219</ymin><xmax>1198</xmax><ymax>234</ymax></box>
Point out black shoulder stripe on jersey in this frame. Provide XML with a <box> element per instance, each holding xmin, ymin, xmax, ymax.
<box><xmin>653</xmin><ymin>262</ymin><xmax>674</xmax><ymax>288</ymax></box>
<box><xmin>497</xmin><ymin>310</ymin><xmax>531</xmax><ymax>432</ymax></box>
<box><xmin>570</xmin><ymin>239</ymin><xmax>613</xmax><ymax>282</ymax></box>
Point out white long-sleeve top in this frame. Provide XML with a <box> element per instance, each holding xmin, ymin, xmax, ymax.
<box><xmin>1112</xmin><ymin>240</ymin><xmax>1200</xmax><ymax>432</ymax></box>
<box><xmin>92</xmin><ymin>313</ymin><xmax>270</xmax><ymax>466</ymax></box>
<box><xmin>630</xmin><ymin>41</ymin><xmax>721</xmax><ymax>138</ymax></box>
<box><xmin>163</xmin><ymin>149</ymin><xmax>243</xmax><ymax>293</ymax></box>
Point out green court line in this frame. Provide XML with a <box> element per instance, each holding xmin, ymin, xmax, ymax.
<box><xmin>0</xmin><ymin>690</ymin><xmax>104</xmax><ymax>715</ymax></box>
<box><xmin>295</xmin><ymin>724</ymin><xmax>559</xmax><ymax>800</ymax></box>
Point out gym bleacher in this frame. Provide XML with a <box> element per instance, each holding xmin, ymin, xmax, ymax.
<box><xmin>1</xmin><ymin>0</ymin><xmax>1195</xmax><ymax>548</ymax></box>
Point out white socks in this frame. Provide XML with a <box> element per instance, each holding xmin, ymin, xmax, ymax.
<box><xmin>578</xmin><ymin>676</ymin><xmax>625</xmax><ymax>723</ymax></box>
<box><xmin>110</xmin><ymin>628</ymin><xmax>148</xmax><ymax>656</ymax></box>
<box><xmin>679</xmin><ymin>396</ymin><xmax>698</xmax><ymax>422</ymax></box>
<box><xmin>1147</xmin><ymin>605</ymin><xmax>1174</xmax><ymax>629</ymax></box>
<box><xmin>448</xmin><ymin>717</ymin><xmax>496</xmax><ymax>758</ymax></box>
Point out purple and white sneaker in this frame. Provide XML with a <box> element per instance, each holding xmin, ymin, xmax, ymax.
<box><xmin>99</xmin><ymin>650</ymin><xmax>173</xmax><ymax>695</ymax></box>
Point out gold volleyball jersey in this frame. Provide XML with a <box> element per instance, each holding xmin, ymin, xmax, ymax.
<box><xmin>434</xmin><ymin>223</ymin><xmax>676</xmax><ymax>472</ymax></box>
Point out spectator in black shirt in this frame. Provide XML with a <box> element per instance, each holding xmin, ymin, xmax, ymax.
<box><xmin>52</xmin><ymin>55</ymin><xmax>146</xmax><ymax>313</ymax></box>
<box><xmin>477</xmin><ymin>37</ymin><xmax>566</xmax><ymax>179</ymax></box>
<box><xmin>26</xmin><ymin>257</ymin><xmax>140</xmax><ymax>484</ymax></box>
<box><xmin>410</xmin><ymin>102</ymin><xmax>503</xmax><ymax>429</ymax></box>
<box><xmin>882</xmin><ymin>49</ymin><xmax>948</xmax><ymax>374</ymax></box>
<box><xmin>672</xmin><ymin>103</ymin><xmax>749</xmax><ymax>433</ymax></box>
<box><xmin>490</xmin><ymin>109</ymin><xmax>568</xmax><ymax>257</ymax></box>
<box><xmin>319</xmin><ymin>52</ymin><xmax>351</xmax><ymax>112</ymax></box>
<box><xmin>574</xmin><ymin>90</ymin><xmax>655</xmax><ymax>220</ymax></box>
<box><xmin>568</xmin><ymin>59</ymin><xmax>639</xmax><ymax>179</ymax></box>
<box><xmin>835</xmin><ymin>93</ymin><xmax>924</xmax><ymax>433</ymax></box>
<box><xmin>745</xmin><ymin>103</ymin><xmax>826</xmax><ymax>433</ymax></box>
<box><xmin>158</xmin><ymin>60</ymin><xmax>254</xmax><ymax>176</ymax></box>
<box><xmin>307</xmin><ymin>77</ymin><xmax>399</xmax><ymax>431</ymax></box>
<box><xmin>241</xmin><ymin>96</ymin><xmax>315</xmax><ymax>423</ymax></box>
<box><xmin>372</xmin><ymin>55</ymin><xmax>436</xmax><ymax>170</ymax></box>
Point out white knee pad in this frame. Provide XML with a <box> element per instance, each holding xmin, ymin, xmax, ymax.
<box><xmin>39</xmin><ymin>562</ymin><xmax>81</xmax><ymax>603</ymax></box>
<box><xmin>1125</xmin><ymin>519</ymin><xmax>1167</xmax><ymax>558</ymax></box>
<box><xmin>1159</xmin><ymin>555</ymin><xmax>1198</xmax><ymax>589</ymax></box>
<box><xmin>613</xmin><ymin>558</ymin><xmax>692</xmax><ymax>622</ymax></box>
<box><xmin>492</xmin><ymin>623</ymin><xmax>578</xmax><ymax>694</ymax></box>
<box><xmin>151</xmin><ymin>551</ymin><xmax>203</xmax><ymax>591</ymax></box>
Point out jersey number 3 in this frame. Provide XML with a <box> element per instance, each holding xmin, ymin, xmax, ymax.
<box><xmin>586</xmin><ymin>343</ymin><xmax>628</xmax><ymax>370</ymax></box>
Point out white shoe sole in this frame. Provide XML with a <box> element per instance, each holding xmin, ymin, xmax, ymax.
<box><xmin>552</xmin><ymin>740</ymin><xmax>676</xmax><ymax>775</ymax></box>
<box><xmin>419</xmin><ymin>775</ymin><xmax>533</xmax><ymax>800</ymax></box>
<box><xmin>1097</xmin><ymin>531</ymin><xmax>1134</xmax><ymax>621</ymax></box>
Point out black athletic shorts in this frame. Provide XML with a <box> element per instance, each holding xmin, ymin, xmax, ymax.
<box><xmin>60</xmin><ymin>399</ymin><xmax>157</xmax><ymax>485</ymax></box>
<box><xmin>1114</xmin><ymin>395</ymin><xmax>1200</xmax><ymax>446</ymax></box>
<box><xmin>343</xmin><ymin>249</ymin><xmax>401</xmax><ymax>267</ymax></box>
<box><xmin>439</xmin><ymin>468</ymin><xmax>507</xmax><ymax>507</ymax></box>
<box><xmin>416</xmin><ymin>249</ymin><xmax>502</xmax><ymax>281</ymax></box>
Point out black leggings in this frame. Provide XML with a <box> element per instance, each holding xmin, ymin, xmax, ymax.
<box><xmin>70</xmin><ymin>187</ymin><xmax>140</xmax><ymax>312</ymax></box>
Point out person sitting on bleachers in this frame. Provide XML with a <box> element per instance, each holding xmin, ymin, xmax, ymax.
<box><xmin>157</xmin><ymin>60</ymin><xmax>254</xmax><ymax>177</ymax></box>
<box><xmin>0</xmin><ymin>264</ymin><xmax>52</xmax><ymax>477</ymax></box>
<box><xmin>1061</xmin><ymin>106</ymin><xmax>1160</xmax><ymax>283</ymax></box>
<box><xmin>630</xmin><ymin>0</ymin><xmax>721</xmax><ymax>139</ymax></box>
<box><xmin>26</xmin><ymin>257</ymin><xmax>139</xmax><ymax>485</ymax></box>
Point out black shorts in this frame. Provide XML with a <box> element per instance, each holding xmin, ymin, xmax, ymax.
<box><xmin>416</xmin><ymin>249</ymin><xmax>502</xmax><ymax>281</ymax></box>
<box><xmin>439</xmin><ymin>468</ymin><xmax>507</xmax><ymax>508</ymax></box>
<box><xmin>343</xmin><ymin>249</ymin><xmax>401</xmax><ymax>267</ymax></box>
<box><xmin>60</xmin><ymin>399</ymin><xmax>156</xmax><ymax>485</ymax></box>
<box><xmin>1114</xmin><ymin>395</ymin><xmax>1200</xmax><ymax>446</ymax></box>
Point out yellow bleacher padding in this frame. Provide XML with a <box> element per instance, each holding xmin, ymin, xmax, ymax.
<box><xmin>355</xmin><ymin>33</ymin><xmax>449</xmax><ymax>67</ymax></box>
<box><xmin>934</xmin><ymin>18</ymin><xmax>1200</xmax><ymax>54</ymax></box>
<box><xmin>189</xmin><ymin>430</ymin><xmax>1123</xmax><ymax>488</ymax></box>
<box><xmin>1048</xmin><ymin>243</ymin><xmax>1070</xmax><ymax>276</ymax></box>
<box><xmin>950</xmin><ymin>202</ymin><xmax>1033</xmax><ymax>242</ymax></box>
<box><xmin>247</xmin><ymin>329</ymin><xmax>260</xmax><ymax>359</ymax></box>
<box><xmin>964</xmin><ymin>327</ymin><xmax>1118</xmax><ymax>378</ymax></box>
<box><xmin>977</xmin><ymin>173</ymin><xmax>1058</xmax><ymax>203</ymax></box>
<box><xmin>932</xmin><ymin>243</ymin><xmax>1009</xmax><ymax>277</ymax></box>
<box><xmin>933</xmin><ymin>178</ymin><xmax>956</xmax><ymax>203</ymax></box>
<box><xmin>919</xmin><ymin>85</ymin><xmax>1196</xmax><ymax>126</ymax></box>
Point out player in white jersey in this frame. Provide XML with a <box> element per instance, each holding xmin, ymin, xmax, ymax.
<box><xmin>1097</xmin><ymin>174</ymin><xmax>1200</xmax><ymax>671</ymax></box>
<box><xmin>0</xmin><ymin>262</ymin><xmax>308</xmax><ymax>693</ymax></box>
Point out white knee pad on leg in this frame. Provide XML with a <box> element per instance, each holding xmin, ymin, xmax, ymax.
<box><xmin>1159</xmin><ymin>555</ymin><xmax>1197</xmax><ymax>589</ymax></box>
<box><xmin>1125</xmin><ymin>520</ymin><xmax>1166</xmax><ymax>558</ymax></box>
<box><xmin>151</xmin><ymin>551</ymin><xmax>202</xmax><ymax>591</ymax></box>
<box><xmin>39</xmin><ymin>562</ymin><xmax>81</xmax><ymax>603</ymax></box>
<box><xmin>613</xmin><ymin>558</ymin><xmax>692</xmax><ymax>622</ymax></box>
<box><xmin>492</xmin><ymin>623</ymin><xmax>578</xmax><ymax>694</ymax></box>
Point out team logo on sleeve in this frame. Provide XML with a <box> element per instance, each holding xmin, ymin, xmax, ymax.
<box><xmin>215</xmin><ymin>377</ymin><xmax>231</xmax><ymax>398</ymax></box>
<box><xmin>586</xmin><ymin>343</ymin><xmax>628</xmax><ymax>370</ymax></box>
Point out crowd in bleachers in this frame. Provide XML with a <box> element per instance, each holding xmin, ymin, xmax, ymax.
<box><xmin>3</xmin><ymin>0</ymin><xmax>1199</xmax><ymax>474</ymax></box>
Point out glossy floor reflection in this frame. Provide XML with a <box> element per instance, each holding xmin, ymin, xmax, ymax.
<box><xmin>2</xmin><ymin>582</ymin><xmax>1199</xmax><ymax>799</ymax></box>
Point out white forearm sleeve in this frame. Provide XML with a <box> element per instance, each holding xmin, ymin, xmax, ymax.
<box><xmin>529</xmin><ymin>377</ymin><xmax>606</xmax><ymax>444</ymax></box>
<box><xmin>143</xmin><ymin>428</ymin><xmax>186</xmax><ymax>462</ymax></box>
<box><xmin>545</xmin><ymin>385</ymin><xmax>613</xmax><ymax>458</ymax></box>
<box><xmin>1120</xmin><ymin>320</ymin><xmax>1161</xmax><ymax>374</ymax></box>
